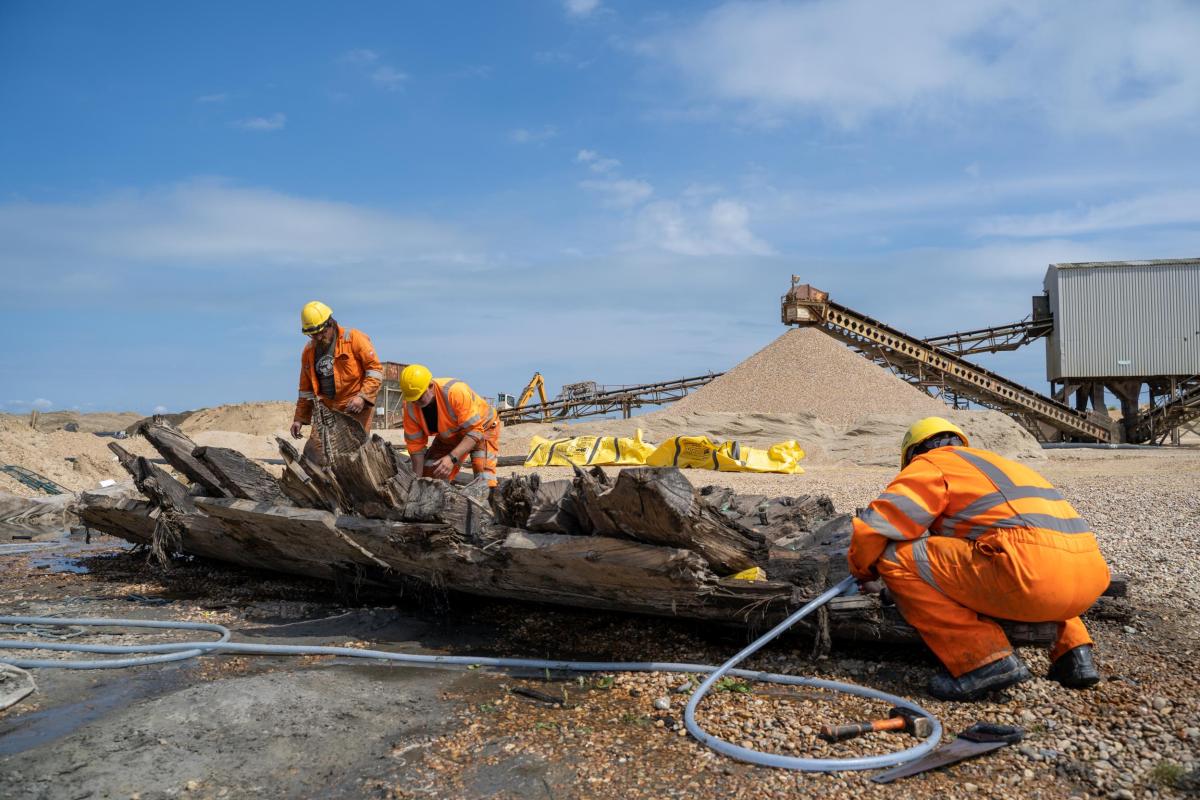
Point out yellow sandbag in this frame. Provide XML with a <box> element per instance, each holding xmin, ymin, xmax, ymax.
<box><xmin>716</xmin><ymin>439</ymin><xmax>806</xmax><ymax>474</ymax></box>
<box><xmin>646</xmin><ymin>435</ymin><xmax>805</xmax><ymax>474</ymax></box>
<box><xmin>524</xmin><ymin>429</ymin><xmax>656</xmax><ymax>467</ymax></box>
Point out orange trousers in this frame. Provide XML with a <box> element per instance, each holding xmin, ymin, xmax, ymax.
<box><xmin>877</xmin><ymin>529</ymin><xmax>1109</xmax><ymax>676</ymax></box>
<box><xmin>423</xmin><ymin>422</ymin><xmax>502</xmax><ymax>487</ymax></box>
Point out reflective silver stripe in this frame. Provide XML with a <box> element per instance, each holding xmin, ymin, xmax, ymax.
<box><xmin>951</xmin><ymin>449</ymin><xmax>1081</xmax><ymax>536</ymax></box>
<box><xmin>952</xmin><ymin>449</ymin><xmax>1018</xmax><ymax>491</ymax></box>
<box><xmin>464</xmin><ymin>431</ymin><xmax>483</xmax><ymax>441</ymax></box>
<box><xmin>946</xmin><ymin>486</ymin><xmax>1066</xmax><ymax>532</ymax></box>
<box><xmin>967</xmin><ymin>513</ymin><xmax>1091</xmax><ymax>539</ymax></box>
<box><xmin>458</xmin><ymin>413</ymin><xmax>482</xmax><ymax>429</ymax></box>
<box><xmin>858</xmin><ymin>492</ymin><xmax>935</xmax><ymax>541</ymax></box>
<box><xmin>410</xmin><ymin>447</ymin><xmax>427</xmax><ymax>456</ymax></box>
<box><xmin>298</xmin><ymin>391</ymin><xmax>315</xmax><ymax>400</ymax></box>
<box><xmin>404</xmin><ymin>432</ymin><xmax>423</xmax><ymax>441</ymax></box>
<box><xmin>439</xmin><ymin>380</ymin><xmax>462</xmax><ymax>425</ymax></box>
<box><xmin>911</xmin><ymin>538</ymin><xmax>944</xmax><ymax>593</ymax></box>
<box><xmin>857</xmin><ymin>508</ymin><xmax>910</xmax><ymax>541</ymax></box>
<box><xmin>365</xmin><ymin>370</ymin><xmax>383</xmax><ymax>379</ymax></box>
<box><xmin>470</xmin><ymin>450</ymin><xmax>485</xmax><ymax>460</ymax></box>
<box><xmin>882</xmin><ymin>542</ymin><xmax>899</xmax><ymax>563</ymax></box>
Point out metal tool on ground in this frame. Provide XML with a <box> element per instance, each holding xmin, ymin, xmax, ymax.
<box><xmin>819</xmin><ymin>706</ymin><xmax>933</xmax><ymax>743</ymax></box>
<box><xmin>870</xmin><ymin>722</ymin><xmax>1024</xmax><ymax>783</ymax></box>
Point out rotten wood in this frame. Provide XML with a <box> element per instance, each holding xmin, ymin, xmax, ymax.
<box><xmin>193</xmin><ymin>446</ymin><xmax>291</xmax><ymax>506</ymax></box>
<box><xmin>136</xmin><ymin>419</ymin><xmax>226</xmax><ymax>496</ymax></box>
<box><xmin>589</xmin><ymin>467</ymin><xmax>767</xmax><ymax>574</ymax></box>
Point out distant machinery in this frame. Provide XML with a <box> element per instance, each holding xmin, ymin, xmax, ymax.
<box><xmin>783</xmin><ymin>258</ymin><xmax>1200</xmax><ymax>444</ymax></box>
<box><xmin>498</xmin><ymin>373</ymin><xmax>722</xmax><ymax>424</ymax></box>
<box><xmin>781</xmin><ymin>280</ymin><xmax>1112</xmax><ymax>443</ymax></box>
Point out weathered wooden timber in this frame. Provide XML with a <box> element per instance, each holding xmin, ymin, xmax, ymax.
<box><xmin>194</xmin><ymin>445</ymin><xmax>292</xmax><ymax>506</ymax></box>
<box><xmin>77</xmin><ymin>415</ymin><xmax>1132</xmax><ymax>646</ymax></box>
<box><xmin>136</xmin><ymin>419</ymin><xmax>226</xmax><ymax>496</ymax></box>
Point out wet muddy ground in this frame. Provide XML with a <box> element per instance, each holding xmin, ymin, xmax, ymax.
<box><xmin>2</xmin><ymin>526</ymin><xmax>1197</xmax><ymax>800</ymax></box>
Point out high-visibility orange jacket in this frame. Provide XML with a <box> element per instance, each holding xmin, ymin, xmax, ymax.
<box><xmin>849</xmin><ymin>445</ymin><xmax>1096</xmax><ymax>581</ymax></box>
<box><xmin>293</xmin><ymin>325</ymin><xmax>383</xmax><ymax>425</ymax></box>
<box><xmin>402</xmin><ymin>378</ymin><xmax>499</xmax><ymax>455</ymax></box>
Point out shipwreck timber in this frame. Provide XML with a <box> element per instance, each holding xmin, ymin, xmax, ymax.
<box><xmin>77</xmin><ymin>409</ymin><xmax>1129</xmax><ymax>645</ymax></box>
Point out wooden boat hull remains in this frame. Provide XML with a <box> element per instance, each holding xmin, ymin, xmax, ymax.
<box><xmin>78</xmin><ymin>409</ymin><xmax>1128</xmax><ymax>646</ymax></box>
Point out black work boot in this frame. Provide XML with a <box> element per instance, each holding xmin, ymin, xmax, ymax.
<box><xmin>928</xmin><ymin>654</ymin><xmax>1032</xmax><ymax>701</ymax></box>
<box><xmin>1047</xmin><ymin>645</ymin><xmax>1100</xmax><ymax>688</ymax></box>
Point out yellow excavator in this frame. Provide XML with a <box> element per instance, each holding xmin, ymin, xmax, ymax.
<box><xmin>498</xmin><ymin>372</ymin><xmax>551</xmax><ymax>421</ymax></box>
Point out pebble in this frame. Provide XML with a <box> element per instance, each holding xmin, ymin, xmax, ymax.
<box><xmin>653</xmin><ymin>697</ymin><xmax>671</xmax><ymax>711</ymax></box>
<box><xmin>1152</xmin><ymin>697</ymin><xmax>1169</xmax><ymax>711</ymax></box>
<box><xmin>1123</xmin><ymin>626</ymin><xmax>1137</xmax><ymax>634</ymax></box>
<box><xmin>963</xmin><ymin>783</ymin><xmax>978</xmax><ymax>792</ymax></box>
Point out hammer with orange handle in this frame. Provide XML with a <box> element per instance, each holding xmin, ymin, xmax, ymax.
<box><xmin>819</xmin><ymin>707</ymin><xmax>933</xmax><ymax>743</ymax></box>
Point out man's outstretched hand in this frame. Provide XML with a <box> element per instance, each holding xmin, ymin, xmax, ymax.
<box><xmin>345</xmin><ymin>395</ymin><xmax>366</xmax><ymax>414</ymax></box>
<box><xmin>290</xmin><ymin>421</ymin><xmax>304</xmax><ymax>439</ymax></box>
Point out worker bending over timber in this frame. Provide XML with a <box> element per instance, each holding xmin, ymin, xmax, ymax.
<box><xmin>400</xmin><ymin>364</ymin><xmax>502</xmax><ymax>487</ymax></box>
<box><xmin>849</xmin><ymin>417</ymin><xmax>1110</xmax><ymax>701</ymax></box>
<box><xmin>290</xmin><ymin>301</ymin><xmax>383</xmax><ymax>463</ymax></box>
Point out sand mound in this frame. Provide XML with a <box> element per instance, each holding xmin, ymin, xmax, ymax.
<box><xmin>672</xmin><ymin>327</ymin><xmax>945</xmax><ymax>423</ymax></box>
<box><xmin>0</xmin><ymin>415</ymin><xmax>157</xmax><ymax>496</ymax></box>
<box><xmin>181</xmin><ymin>402</ymin><xmax>294</xmax><ymax>436</ymax></box>
<box><xmin>9</xmin><ymin>411</ymin><xmax>146</xmax><ymax>434</ymax></box>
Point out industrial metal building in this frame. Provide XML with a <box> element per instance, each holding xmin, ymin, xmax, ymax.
<box><xmin>1044</xmin><ymin>259</ymin><xmax>1200</xmax><ymax>442</ymax></box>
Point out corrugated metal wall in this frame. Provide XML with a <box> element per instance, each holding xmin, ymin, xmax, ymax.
<box><xmin>1044</xmin><ymin>260</ymin><xmax>1200</xmax><ymax>380</ymax></box>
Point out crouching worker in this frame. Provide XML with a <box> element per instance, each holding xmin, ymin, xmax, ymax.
<box><xmin>848</xmin><ymin>417</ymin><xmax>1110</xmax><ymax>701</ymax></box>
<box><xmin>399</xmin><ymin>364</ymin><xmax>502</xmax><ymax>487</ymax></box>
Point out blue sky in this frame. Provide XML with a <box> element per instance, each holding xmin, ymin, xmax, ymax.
<box><xmin>3</xmin><ymin>0</ymin><xmax>1199</xmax><ymax>415</ymax></box>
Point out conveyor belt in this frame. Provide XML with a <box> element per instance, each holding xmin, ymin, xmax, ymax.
<box><xmin>1130</xmin><ymin>377</ymin><xmax>1200</xmax><ymax>444</ymax></box>
<box><xmin>924</xmin><ymin>316</ymin><xmax>1053</xmax><ymax>355</ymax></box>
<box><xmin>499</xmin><ymin>373</ymin><xmax>722</xmax><ymax>424</ymax></box>
<box><xmin>781</xmin><ymin>283</ymin><xmax>1112</xmax><ymax>442</ymax></box>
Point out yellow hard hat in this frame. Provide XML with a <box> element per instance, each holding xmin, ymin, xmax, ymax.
<box><xmin>300</xmin><ymin>301</ymin><xmax>333</xmax><ymax>335</ymax></box>
<box><xmin>400</xmin><ymin>364</ymin><xmax>433</xmax><ymax>402</ymax></box>
<box><xmin>900</xmin><ymin>417</ymin><xmax>968</xmax><ymax>469</ymax></box>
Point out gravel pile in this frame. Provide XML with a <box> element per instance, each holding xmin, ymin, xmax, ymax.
<box><xmin>671</xmin><ymin>328</ymin><xmax>945</xmax><ymax>424</ymax></box>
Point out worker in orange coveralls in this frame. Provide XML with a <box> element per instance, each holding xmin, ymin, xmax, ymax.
<box><xmin>399</xmin><ymin>364</ymin><xmax>502</xmax><ymax>487</ymax></box>
<box><xmin>848</xmin><ymin>417</ymin><xmax>1110</xmax><ymax>701</ymax></box>
<box><xmin>289</xmin><ymin>301</ymin><xmax>383</xmax><ymax>463</ymax></box>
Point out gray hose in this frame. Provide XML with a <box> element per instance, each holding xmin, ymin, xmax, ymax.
<box><xmin>0</xmin><ymin>582</ymin><xmax>940</xmax><ymax>772</ymax></box>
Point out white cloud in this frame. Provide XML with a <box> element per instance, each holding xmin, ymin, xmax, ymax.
<box><xmin>371</xmin><ymin>66</ymin><xmax>409</xmax><ymax>90</ymax></box>
<box><xmin>972</xmin><ymin>190</ymin><xmax>1200</xmax><ymax>238</ymax></box>
<box><xmin>580</xmin><ymin>178</ymin><xmax>654</xmax><ymax>208</ymax></box>
<box><xmin>0</xmin><ymin>179</ymin><xmax>477</xmax><ymax>270</ymax></box>
<box><xmin>510</xmin><ymin>126</ymin><xmax>558</xmax><ymax>144</ymax></box>
<box><xmin>634</xmin><ymin>199</ymin><xmax>773</xmax><ymax>256</ymax></box>
<box><xmin>576</xmin><ymin>148</ymin><xmax>620</xmax><ymax>174</ymax></box>
<box><xmin>195</xmin><ymin>93</ymin><xmax>227</xmax><ymax>104</ymax></box>
<box><xmin>648</xmin><ymin>0</ymin><xmax>1200</xmax><ymax>130</ymax></box>
<box><xmin>341</xmin><ymin>48</ymin><xmax>380</xmax><ymax>64</ymax></box>
<box><xmin>153</xmin><ymin>405</ymin><xmax>169</xmax><ymax>414</ymax></box>
<box><xmin>340</xmin><ymin>49</ymin><xmax>408</xmax><ymax>91</ymax></box>
<box><xmin>32</xmin><ymin>398</ymin><xmax>53</xmax><ymax>411</ymax></box>
<box><xmin>233</xmin><ymin>113</ymin><xmax>286</xmax><ymax>132</ymax></box>
<box><xmin>564</xmin><ymin>0</ymin><xmax>601</xmax><ymax>18</ymax></box>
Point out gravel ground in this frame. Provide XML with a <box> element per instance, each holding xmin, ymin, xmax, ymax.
<box><xmin>2</xmin><ymin>448</ymin><xmax>1198</xmax><ymax>799</ymax></box>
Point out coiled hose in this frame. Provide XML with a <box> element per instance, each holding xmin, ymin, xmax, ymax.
<box><xmin>0</xmin><ymin>576</ymin><xmax>940</xmax><ymax>772</ymax></box>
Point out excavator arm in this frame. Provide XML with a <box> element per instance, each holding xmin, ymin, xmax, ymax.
<box><xmin>515</xmin><ymin>372</ymin><xmax>551</xmax><ymax>421</ymax></box>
